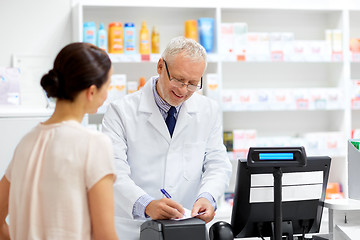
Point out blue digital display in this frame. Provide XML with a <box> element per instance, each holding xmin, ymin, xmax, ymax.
<box><xmin>259</xmin><ymin>153</ymin><xmax>294</xmax><ymax>160</ymax></box>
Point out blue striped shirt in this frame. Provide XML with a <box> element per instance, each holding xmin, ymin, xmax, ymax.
<box><xmin>152</xmin><ymin>77</ymin><xmax>181</xmax><ymax>120</ymax></box>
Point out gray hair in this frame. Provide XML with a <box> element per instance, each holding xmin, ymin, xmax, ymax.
<box><xmin>161</xmin><ymin>36</ymin><xmax>207</xmax><ymax>67</ymax></box>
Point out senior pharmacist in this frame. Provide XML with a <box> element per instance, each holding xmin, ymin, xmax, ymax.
<box><xmin>102</xmin><ymin>36</ymin><xmax>232</xmax><ymax>239</ymax></box>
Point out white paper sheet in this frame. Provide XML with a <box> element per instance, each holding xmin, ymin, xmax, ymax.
<box><xmin>173</xmin><ymin>208</ymin><xmax>205</xmax><ymax>221</ymax></box>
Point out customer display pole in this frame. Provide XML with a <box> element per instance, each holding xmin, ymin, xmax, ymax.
<box><xmin>273</xmin><ymin>167</ymin><xmax>283</xmax><ymax>240</ymax></box>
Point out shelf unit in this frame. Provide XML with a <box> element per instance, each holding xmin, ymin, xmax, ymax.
<box><xmin>72</xmin><ymin>0</ymin><xmax>359</xmax><ymax>197</ymax></box>
<box><xmin>350</xmin><ymin>10</ymin><xmax>360</xmax><ymax>133</ymax></box>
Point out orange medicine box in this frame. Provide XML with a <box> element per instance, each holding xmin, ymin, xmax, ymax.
<box><xmin>108</xmin><ymin>22</ymin><xmax>123</xmax><ymax>54</ymax></box>
<box><xmin>185</xmin><ymin>20</ymin><xmax>198</xmax><ymax>42</ymax></box>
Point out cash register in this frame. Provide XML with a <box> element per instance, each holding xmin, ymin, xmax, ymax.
<box><xmin>140</xmin><ymin>217</ymin><xmax>207</xmax><ymax>240</ymax></box>
<box><xmin>210</xmin><ymin>147</ymin><xmax>331</xmax><ymax>240</ymax></box>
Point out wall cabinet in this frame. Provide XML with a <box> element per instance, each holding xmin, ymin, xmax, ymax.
<box><xmin>73</xmin><ymin>0</ymin><xmax>360</xmax><ymax>197</ymax></box>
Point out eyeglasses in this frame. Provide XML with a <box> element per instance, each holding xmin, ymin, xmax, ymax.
<box><xmin>163</xmin><ymin>59</ymin><xmax>202</xmax><ymax>92</ymax></box>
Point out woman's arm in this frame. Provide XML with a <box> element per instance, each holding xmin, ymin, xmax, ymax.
<box><xmin>88</xmin><ymin>174</ymin><xmax>118</xmax><ymax>240</ymax></box>
<box><xmin>0</xmin><ymin>176</ymin><xmax>10</xmax><ymax>240</ymax></box>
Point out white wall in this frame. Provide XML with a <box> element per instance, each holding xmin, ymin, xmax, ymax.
<box><xmin>0</xmin><ymin>0</ymin><xmax>73</xmax><ymax>174</ymax></box>
<box><xmin>0</xmin><ymin>0</ymin><xmax>73</xmax><ymax>67</ymax></box>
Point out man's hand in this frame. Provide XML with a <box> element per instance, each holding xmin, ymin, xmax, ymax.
<box><xmin>145</xmin><ymin>198</ymin><xmax>185</xmax><ymax>220</ymax></box>
<box><xmin>191</xmin><ymin>197</ymin><xmax>215</xmax><ymax>223</ymax></box>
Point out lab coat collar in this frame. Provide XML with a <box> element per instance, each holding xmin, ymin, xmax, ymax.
<box><xmin>139</xmin><ymin>76</ymin><xmax>199</xmax><ymax>140</ymax></box>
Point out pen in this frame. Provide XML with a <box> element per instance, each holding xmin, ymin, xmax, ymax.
<box><xmin>160</xmin><ymin>188</ymin><xmax>172</xmax><ymax>199</ymax></box>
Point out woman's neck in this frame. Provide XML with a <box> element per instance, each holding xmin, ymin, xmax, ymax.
<box><xmin>43</xmin><ymin>99</ymin><xmax>85</xmax><ymax>125</ymax></box>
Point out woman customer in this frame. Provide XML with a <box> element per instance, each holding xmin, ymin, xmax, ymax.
<box><xmin>0</xmin><ymin>42</ymin><xmax>118</xmax><ymax>240</ymax></box>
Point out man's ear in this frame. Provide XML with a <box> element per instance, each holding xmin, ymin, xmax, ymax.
<box><xmin>157</xmin><ymin>58</ymin><xmax>163</xmax><ymax>75</ymax></box>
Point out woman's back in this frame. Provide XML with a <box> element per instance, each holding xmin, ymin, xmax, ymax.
<box><xmin>6</xmin><ymin>120</ymin><xmax>114</xmax><ymax>239</ymax></box>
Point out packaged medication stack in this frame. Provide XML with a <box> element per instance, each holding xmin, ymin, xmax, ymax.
<box><xmin>84</xmin><ymin>21</ymin><xmax>160</xmax><ymax>56</ymax></box>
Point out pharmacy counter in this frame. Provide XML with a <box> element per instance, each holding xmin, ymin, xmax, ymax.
<box><xmin>324</xmin><ymin>198</ymin><xmax>360</xmax><ymax>240</ymax></box>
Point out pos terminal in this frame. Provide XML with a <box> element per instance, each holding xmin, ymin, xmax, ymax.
<box><xmin>210</xmin><ymin>147</ymin><xmax>331</xmax><ymax>240</ymax></box>
<box><xmin>140</xmin><ymin>218</ymin><xmax>207</xmax><ymax>240</ymax></box>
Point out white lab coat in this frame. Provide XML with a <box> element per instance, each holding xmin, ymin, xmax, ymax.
<box><xmin>102</xmin><ymin>77</ymin><xmax>232</xmax><ymax>240</ymax></box>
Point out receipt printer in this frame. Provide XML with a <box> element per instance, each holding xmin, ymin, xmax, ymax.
<box><xmin>140</xmin><ymin>218</ymin><xmax>207</xmax><ymax>240</ymax></box>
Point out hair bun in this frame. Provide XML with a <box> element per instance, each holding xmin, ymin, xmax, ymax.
<box><xmin>48</xmin><ymin>69</ymin><xmax>58</xmax><ymax>79</ymax></box>
<box><xmin>40</xmin><ymin>69</ymin><xmax>60</xmax><ymax>98</ymax></box>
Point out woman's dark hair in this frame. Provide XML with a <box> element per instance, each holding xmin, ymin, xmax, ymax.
<box><xmin>40</xmin><ymin>42</ymin><xmax>111</xmax><ymax>101</ymax></box>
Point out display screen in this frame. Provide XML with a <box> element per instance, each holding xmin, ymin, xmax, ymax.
<box><xmin>259</xmin><ymin>153</ymin><xmax>294</xmax><ymax>160</ymax></box>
